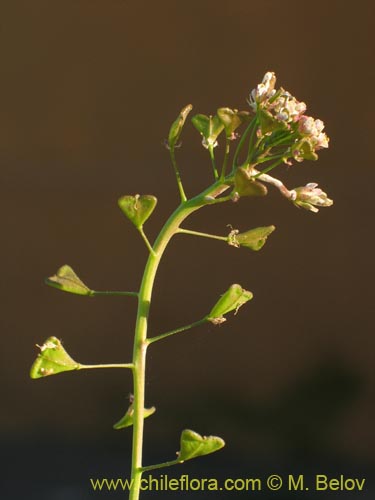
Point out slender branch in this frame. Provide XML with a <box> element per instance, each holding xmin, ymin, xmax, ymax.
<box><xmin>253</xmin><ymin>158</ymin><xmax>284</xmax><ymax>178</ymax></box>
<box><xmin>208</xmin><ymin>145</ymin><xmax>219</xmax><ymax>180</ymax></box>
<box><xmin>170</xmin><ymin>148</ymin><xmax>187</xmax><ymax>202</ymax></box>
<box><xmin>147</xmin><ymin>318</ymin><xmax>208</xmax><ymax>345</ymax></box>
<box><xmin>177</xmin><ymin>228</ymin><xmax>228</xmax><ymax>242</ymax></box>
<box><xmin>220</xmin><ymin>136</ymin><xmax>230</xmax><ymax>180</ymax></box>
<box><xmin>91</xmin><ymin>290</ymin><xmax>138</xmax><ymax>298</ymax></box>
<box><xmin>253</xmin><ymin>168</ymin><xmax>295</xmax><ymax>199</ymax></box>
<box><xmin>139</xmin><ymin>227</ymin><xmax>156</xmax><ymax>256</ymax></box>
<box><xmin>232</xmin><ymin>116</ymin><xmax>256</xmax><ymax>170</ymax></box>
<box><xmin>78</xmin><ymin>363</ymin><xmax>134</xmax><ymax>370</ymax></box>
<box><xmin>141</xmin><ymin>459</ymin><xmax>182</xmax><ymax>473</ymax></box>
<box><xmin>245</xmin><ymin>118</ymin><xmax>259</xmax><ymax>164</ymax></box>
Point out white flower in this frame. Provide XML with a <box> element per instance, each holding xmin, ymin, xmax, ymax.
<box><xmin>292</xmin><ymin>183</ymin><xmax>333</xmax><ymax>213</ymax></box>
<box><xmin>298</xmin><ymin>115</ymin><xmax>329</xmax><ymax>151</ymax></box>
<box><xmin>248</xmin><ymin>71</ymin><xmax>276</xmax><ymax>110</ymax></box>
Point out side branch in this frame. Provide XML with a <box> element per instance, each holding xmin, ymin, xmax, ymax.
<box><xmin>147</xmin><ymin>318</ymin><xmax>207</xmax><ymax>345</ymax></box>
<box><xmin>177</xmin><ymin>228</ymin><xmax>228</xmax><ymax>243</ymax></box>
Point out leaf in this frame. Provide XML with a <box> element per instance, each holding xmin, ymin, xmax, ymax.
<box><xmin>45</xmin><ymin>265</ymin><xmax>92</xmax><ymax>296</ymax></box>
<box><xmin>230</xmin><ymin>225</ymin><xmax>276</xmax><ymax>251</ymax></box>
<box><xmin>168</xmin><ymin>104</ymin><xmax>193</xmax><ymax>150</ymax></box>
<box><xmin>178</xmin><ymin>429</ymin><xmax>225</xmax><ymax>462</ymax></box>
<box><xmin>30</xmin><ymin>336</ymin><xmax>80</xmax><ymax>379</ymax></box>
<box><xmin>208</xmin><ymin>284</ymin><xmax>253</xmax><ymax>324</ymax></box>
<box><xmin>113</xmin><ymin>404</ymin><xmax>156</xmax><ymax>430</ymax></box>
<box><xmin>118</xmin><ymin>194</ymin><xmax>157</xmax><ymax>229</ymax></box>
<box><xmin>234</xmin><ymin>167</ymin><xmax>268</xmax><ymax>197</ymax></box>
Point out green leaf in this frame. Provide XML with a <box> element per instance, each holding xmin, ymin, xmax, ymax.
<box><xmin>45</xmin><ymin>265</ymin><xmax>92</xmax><ymax>296</ymax></box>
<box><xmin>30</xmin><ymin>336</ymin><xmax>80</xmax><ymax>379</ymax></box>
<box><xmin>230</xmin><ymin>225</ymin><xmax>276</xmax><ymax>251</ymax></box>
<box><xmin>191</xmin><ymin>114</ymin><xmax>224</xmax><ymax>147</ymax></box>
<box><xmin>217</xmin><ymin>108</ymin><xmax>249</xmax><ymax>137</ymax></box>
<box><xmin>168</xmin><ymin>104</ymin><xmax>193</xmax><ymax>150</ymax></box>
<box><xmin>178</xmin><ymin>429</ymin><xmax>225</xmax><ymax>462</ymax></box>
<box><xmin>208</xmin><ymin>284</ymin><xmax>253</xmax><ymax>324</ymax></box>
<box><xmin>118</xmin><ymin>194</ymin><xmax>157</xmax><ymax>229</ymax></box>
<box><xmin>234</xmin><ymin>167</ymin><xmax>268</xmax><ymax>197</ymax></box>
<box><xmin>113</xmin><ymin>404</ymin><xmax>156</xmax><ymax>430</ymax></box>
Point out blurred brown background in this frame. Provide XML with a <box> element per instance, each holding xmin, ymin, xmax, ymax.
<box><xmin>1</xmin><ymin>0</ymin><xmax>374</xmax><ymax>498</ymax></box>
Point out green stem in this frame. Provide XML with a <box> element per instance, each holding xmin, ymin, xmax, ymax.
<box><xmin>177</xmin><ymin>228</ymin><xmax>228</xmax><ymax>242</ymax></box>
<box><xmin>245</xmin><ymin>118</ymin><xmax>259</xmax><ymax>164</ymax></box>
<box><xmin>78</xmin><ymin>363</ymin><xmax>134</xmax><ymax>370</ymax></box>
<box><xmin>91</xmin><ymin>290</ymin><xmax>138</xmax><ymax>298</ymax></box>
<box><xmin>232</xmin><ymin>116</ymin><xmax>256</xmax><ymax>170</ymax></box>
<box><xmin>220</xmin><ymin>137</ymin><xmax>230</xmax><ymax>180</ymax></box>
<box><xmin>129</xmin><ymin>180</ymin><xmax>231</xmax><ymax>500</ymax></box>
<box><xmin>170</xmin><ymin>148</ymin><xmax>187</xmax><ymax>202</ymax></box>
<box><xmin>208</xmin><ymin>145</ymin><xmax>219</xmax><ymax>180</ymax></box>
<box><xmin>139</xmin><ymin>227</ymin><xmax>156</xmax><ymax>256</ymax></box>
<box><xmin>253</xmin><ymin>158</ymin><xmax>284</xmax><ymax>178</ymax></box>
<box><xmin>147</xmin><ymin>318</ymin><xmax>208</xmax><ymax>345</ymax></box>
<box><xmin>141</xmin><ymin>459</ymin><xmax>182</xmax><ymax>473</ymax></box>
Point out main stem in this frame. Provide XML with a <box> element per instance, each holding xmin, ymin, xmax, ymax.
<box><xmin>129</xmin><ymin>180</ymin><xmax>230</xmax><ymax>500</ymax></box>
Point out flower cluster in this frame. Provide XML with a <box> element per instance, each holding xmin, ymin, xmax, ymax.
<box><xmin>249</xmin><ymin>72</ymin><xmax>329</xmax><ymax>163</ymax></box>
<box><xmin>291</xmin><ymin>183</ymin><xmax>333</xmax><ymax>213</ymax></box>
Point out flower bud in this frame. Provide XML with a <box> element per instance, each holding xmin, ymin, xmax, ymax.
<box><xmin>248</xmin><ymin>71</ymin><xmax>276</xmax><ymax>110</ymax></box>
<box><xmin>292</xmin><ymin>183</ymin><xmax>333</xmax><ymax>213</ymax></box>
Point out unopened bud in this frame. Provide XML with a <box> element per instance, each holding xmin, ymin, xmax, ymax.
<box><xmin>292</xmin><ymin>183</ymin><xmax>333</xmax><ymax>213</ymax></box>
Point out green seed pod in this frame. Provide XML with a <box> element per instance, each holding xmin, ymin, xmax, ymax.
<box><xmin>30</xmin><ymin>336</ymin><xmax>80</xmax><ymax>379</ymax></box>
<box><xmin>230</xmin><ymin>225</ymin><xmax>276</xmax><ymax>251</ymax></box>
<box><xmin>45</xmin><ymin>265</ymin><xmax>92</xmax><ymax>296</ymax></box>
<box><xmin>168</xmin><ymin>104</ymin><xmax>193</xmax><ymax>150</ymax></box>
<box><xmin>191</xmin><ymin>113</ymin><xmax>224</xmax><ymax>148</ymax></box>
<box><xmin>118</xmin><ymin>194</ymin><xmax>157</xmax><ymax>229</ymax></box>
<box><xmin>234</xmin><ymin>167</ymin><xmax>268</xmax><ymax>197</ymax></box>
<box><xmin>217</xmin><ymin>107</ymin><xmax>249</xmax><ymax>137</ymax></box>
<box><xmin>208</xmin><ymin>284</ymin><xmax>253</xmax><ymax>324</ymax></box>
<box><xmin>113</xmin><ymin>404</ymin><xmax>156</xmax><ymax>430</ymax></box>
<box><xmin>178</xmin><ymin>429</ymin><xmax>225</xmax><ymax>462</ymax></box>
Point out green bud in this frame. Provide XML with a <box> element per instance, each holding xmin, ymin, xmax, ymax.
<box><xmin>191</xmin><ymin>114</ymin><xmax>224</xmax><ymax>148</ymax></box>
<box><xmin>208</xmin><ymin>284</ymin><xmax>253</xmax><ymax>324</ymax></box>
<box><xmin>168</xmin><ymin>104</ymin><xmax>193</xmax><ymax>150</ymax></box>
<box><xmin>30</xmin><ymin>336</ymin><xmax>80</xmax><ymax>379</ymax></box>
<box><xmin>118</xmin><ymin>194</ymin><xmax>157</xmax><ymax>229</ymax></box>
<box><xmin>234</xmin><ymin>167</ymin><xmax>268</xmax><ymax>197</ymax></box>
<box><xmin>217</xmin><ymin>107</ymin><xmax>250</xmax><ymax>137</ymax></box>
<box><xmin>45</xmin><ymin>265</ymin><xmax>92</xmax><ymax>296</ymax></box>
<box><xmin>178</xmin><ymin>429</ymin><xmax>225</xmax><ymax>462</ymax></box>
<box><xmin>229</xmin><ymin>225</ymin><xmax>275</xmax><ymax>251</ymax></box>
<box><xmin>113</xmin><ymin>404</ymin><xmax>156</xmax><ymax>430</ymax></box>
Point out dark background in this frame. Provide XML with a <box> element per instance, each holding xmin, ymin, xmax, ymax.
<box><xmin>1</xmin><ymin>0</ymin><xmax>374</xmax><ymax>498</ymax></box>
